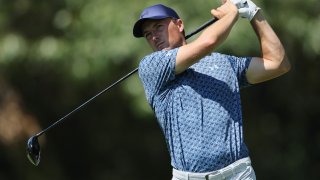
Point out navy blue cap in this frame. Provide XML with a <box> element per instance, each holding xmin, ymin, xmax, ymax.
<box><xmin>133</xmin><ymin>4</ymin><xmax>180</xmax><ymax>38</ymax></box>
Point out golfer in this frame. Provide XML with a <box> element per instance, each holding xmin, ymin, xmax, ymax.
<box><xmin>133</xmin><ymin>0</ymin><xmax>290</xmax><ymax>179</ymax></box>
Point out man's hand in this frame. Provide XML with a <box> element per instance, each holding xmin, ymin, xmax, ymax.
<box><xmin>211</xmin><ymin>0</ymin><xmax>239</xmax><ymax>20</ymax></box>
<box><xmin>235</xmin><ymin>0</ymin><xmax>261</xmax><ymax>21</ymax></box>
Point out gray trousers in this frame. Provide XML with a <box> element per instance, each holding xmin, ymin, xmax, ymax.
<box><xmin>172</xmin><ymin>157</ymin><xmax>256</xmax><ymax>180</ymax></box>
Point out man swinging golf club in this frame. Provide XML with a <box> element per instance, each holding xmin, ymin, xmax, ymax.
<box><xmin>133</xmin><ymin>0</ymin><xmax>290</xmax><ymax>179</ymax></box>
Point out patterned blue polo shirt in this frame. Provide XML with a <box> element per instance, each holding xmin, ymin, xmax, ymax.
<box><xmin>138</xmin><ymin>48</ymin><xmax>252</xmax><ymax>173</ymax></box>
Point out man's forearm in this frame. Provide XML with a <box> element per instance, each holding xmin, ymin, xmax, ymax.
<box><xmin>175</xmin><ymin>1</ymin><xmax>239</xmax><ymax>74</ymax></box>
<box><xmin>251</xmin><ymin>11</ymin><xmax>290</xmax><ymax>70</ymax></box>
<box><xmin>197</xmin><ymin>10</ymin><xmax>238</xmax><ymax>53</ymax></box>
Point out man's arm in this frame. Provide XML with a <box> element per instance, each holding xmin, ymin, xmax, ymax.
<box><xmin>246</xmin><ymin>11</ymin><xmax>291</xmax><ymax>84</ymax></box>
<box><xmin>175</xmin><ymin>0</ymin><xmax>239</xmax><ymax>74</ymax></box>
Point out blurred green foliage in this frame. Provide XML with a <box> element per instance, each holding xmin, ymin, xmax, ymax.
<box><xmin>0</xmin><ymin>0</ymin><xmax>319</xmax><ymax>180</ymax></box>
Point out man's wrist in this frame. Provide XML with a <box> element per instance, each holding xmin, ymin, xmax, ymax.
<box><xmin>250</xmin><ymin>9</ymin><xmax>264</xmax><ymax>23</ymax></box>
<box><xmin>249</xmin><ymin>6</ymin><xmax>261</xmax><ymax>21</ymax></box>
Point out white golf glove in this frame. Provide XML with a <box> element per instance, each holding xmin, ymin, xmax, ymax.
<box><xmin>232</xmin><ymin>0</ymin><xmax>261</xmax><ymax>21</ymax></box>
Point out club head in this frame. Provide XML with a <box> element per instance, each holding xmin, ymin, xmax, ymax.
<box><xmin>26</xmin><ymin>136</ymin><xmax>41</xmax><ymax>166</ymax></box>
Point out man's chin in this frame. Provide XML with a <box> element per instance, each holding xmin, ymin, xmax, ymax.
<box><xmin>154</xmin><ymin>47</ymin><xmax>166</xmax><ymax>51</ymax></box>
<box><xmin>153</xmin><ymin>46</ymin><xmax>171</xmax><ymax>51</ymax></box>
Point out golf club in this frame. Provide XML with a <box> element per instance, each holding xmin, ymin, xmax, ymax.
<box><xmin>26</xmin><ymin>17</ymin><xmax>217</xmax><ymax>166</ymax></box>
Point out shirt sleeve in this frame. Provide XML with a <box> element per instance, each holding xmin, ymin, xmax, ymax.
<box><xmin>227</xmin><ymin>55</ymin><xmax>252</xmax><ymax>88</ymax></box>
<box><xmin>138</xmin><ymin>48</ymin><xmax>178</xmax><ymax>104</ymax></box>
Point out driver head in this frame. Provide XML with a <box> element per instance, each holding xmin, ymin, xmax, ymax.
<box><xmin>26</xmin><ymin>136</ymin><xmax>41</xmax><ymax>166</ymax></box>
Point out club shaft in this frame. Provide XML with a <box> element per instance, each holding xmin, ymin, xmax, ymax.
<box><xmin>185</xmin><ymin>18</ymin><xmax>216</xmax><ymax>40</ymax></box>
<box><xmin>35</xmin><ymin>18</ymin><xmax>217</xmax><ymax>137</ymax></box>
<box><xmin>36</xmin><ymin>68</ymin><xmax>138</xmax><ymax>137</ymax></box>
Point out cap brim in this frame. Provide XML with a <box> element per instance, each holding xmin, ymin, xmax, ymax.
<box><xmin>133</xmin><ymin>16</ymin><xmax>169</xmax><ymax>38</ymax></box>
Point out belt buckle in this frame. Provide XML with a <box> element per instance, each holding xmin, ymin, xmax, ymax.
<box><xmin>205</xmin><ymin>170</ymin><xmax>222</xmax><ymax>180</ymax></box>
<box><xmin>205</xmin><ymin>174</ymin><xmax>209</xmax><ymax>180</ymax></box>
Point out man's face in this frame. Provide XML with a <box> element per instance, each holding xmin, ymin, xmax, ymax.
<box><xmin>142</xmin><ymin>18</ymin><xmax>185</xmax><ymax>51</ymax></box>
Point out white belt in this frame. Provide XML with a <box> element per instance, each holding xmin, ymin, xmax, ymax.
<box><xmin>172</xmin><ymin>157</ymin><xmax>251</xmax><ymax>180</ymax></box>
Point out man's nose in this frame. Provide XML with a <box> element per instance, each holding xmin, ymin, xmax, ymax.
<box><xmin>151</xmin><ymin>30</ymin><xmax>160</xmax><ymax>40</ymax></box>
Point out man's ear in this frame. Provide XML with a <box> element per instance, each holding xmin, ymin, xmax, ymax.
<box><xmin>175</xmin><ymin>19</ymin><xmax>184</xmax><ymax>33</ymax></box>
